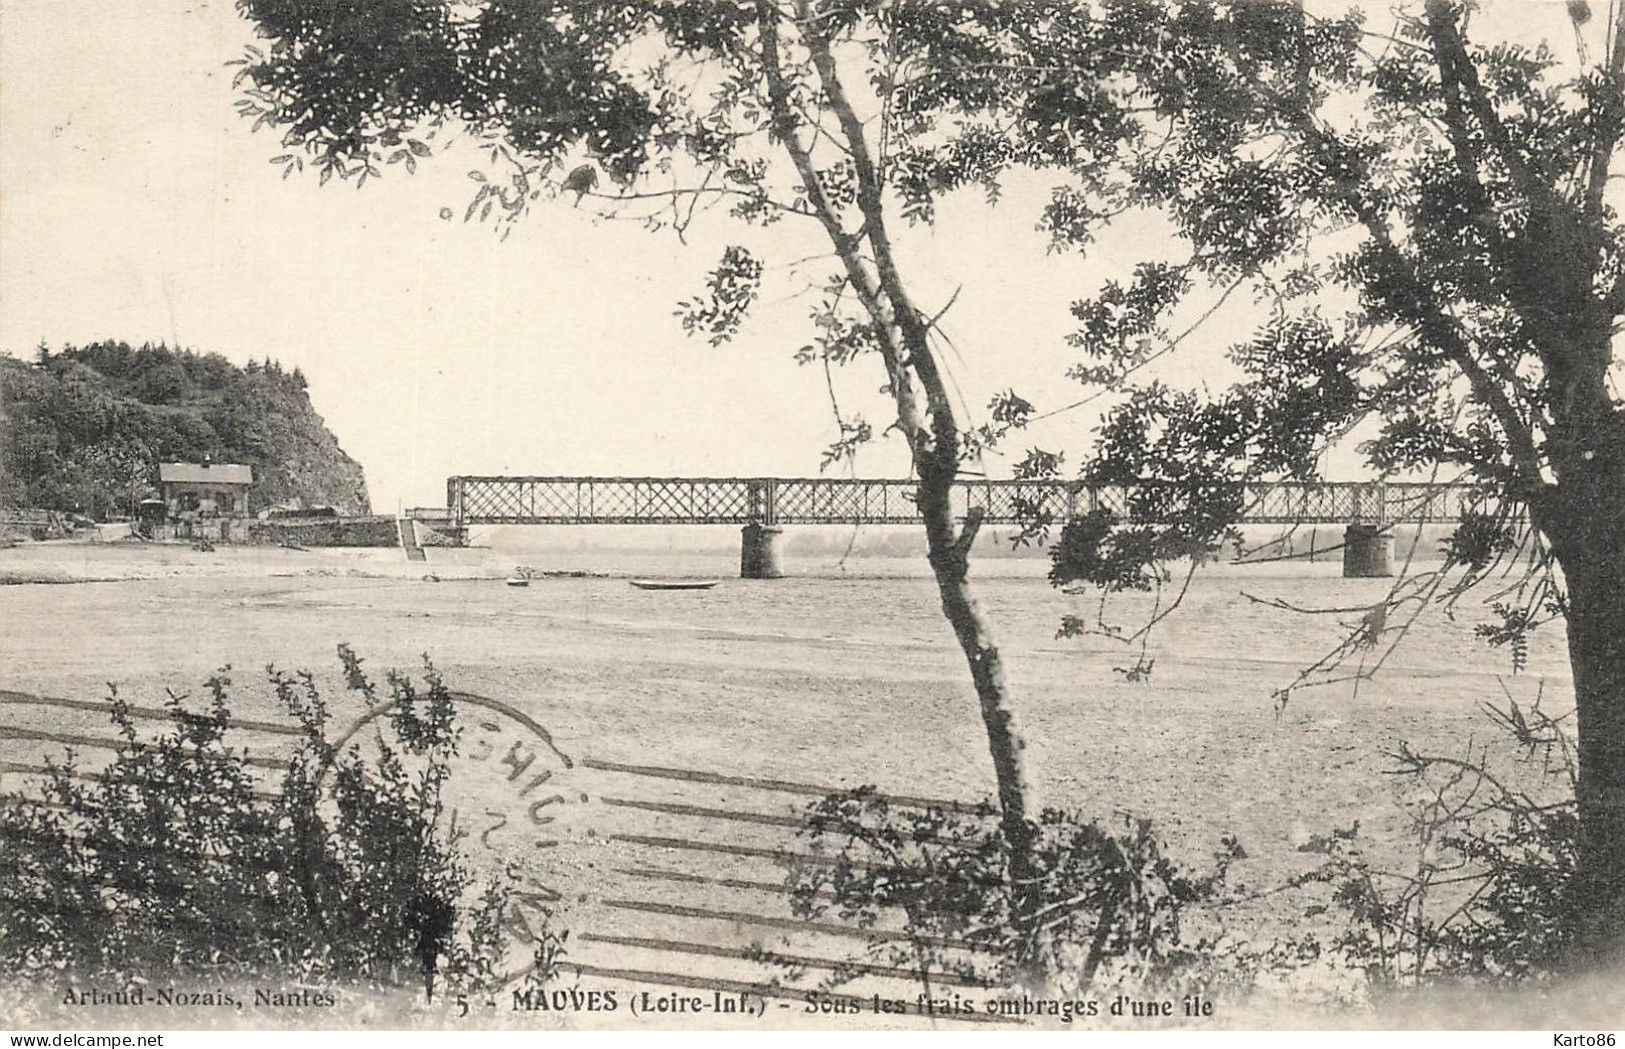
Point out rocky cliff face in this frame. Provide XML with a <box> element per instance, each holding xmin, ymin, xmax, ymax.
<box><xmin>1</xmin><ymin>342</ymin><xmax>370</xmax><ymax>519</ymax></box>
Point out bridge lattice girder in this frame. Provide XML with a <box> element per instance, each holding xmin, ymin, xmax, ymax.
<box><xmin>442</xmin><ymin>477</ymin><xmax>1495</xmax><ymax>528</ymax></box>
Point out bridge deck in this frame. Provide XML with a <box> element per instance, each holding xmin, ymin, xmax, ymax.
<box><xmin>442</xmin><ymin>477</ymin><xmax>1489</xmax><ymax>528</ymax></box>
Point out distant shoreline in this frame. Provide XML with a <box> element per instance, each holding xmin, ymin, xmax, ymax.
<box><xmin>0</xmin><ymin>530</ymin><xmax>1455</xmax><ymax>587</ymax></box>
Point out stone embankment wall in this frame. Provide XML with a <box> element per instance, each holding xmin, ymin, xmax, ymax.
<box><xmin>245</xmin><ymin>515</ymin><xmax>399</xmax><ymax>547</ymax></box>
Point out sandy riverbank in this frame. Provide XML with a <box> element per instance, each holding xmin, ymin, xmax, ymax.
<box><xmin>0</xmin><ymin>537</ymin><xmax>1603</xmax><ymax>1029</ymax></box>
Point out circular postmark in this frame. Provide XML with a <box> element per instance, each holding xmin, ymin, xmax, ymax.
<box><xmin>327</xmin><ymin>692</ymin><xmax>582</xmax><ymax>977</ymax></box>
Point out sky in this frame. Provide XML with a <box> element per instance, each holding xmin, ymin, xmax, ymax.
<box><xmin>0</xmin><ymin>1</ymin><xmax>1597</xmax><ymax>511</ymax></box>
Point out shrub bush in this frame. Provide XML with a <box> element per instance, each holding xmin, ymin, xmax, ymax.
<box><xmin>1292</xmin><ymin>691</ymin><xmax>1578</xmax><ymax>993</ymax></box>
<box><xmin>783</xmin><ymin>790</ymin><xmax>1256</xmax><ymax>1001</ymax></box>
<box><xmin>0</xmin><ymin>647</ymin><xmax>533</xmax><ymax>1002</ymax></box>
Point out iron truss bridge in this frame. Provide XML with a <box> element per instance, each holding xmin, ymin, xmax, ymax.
<box><xmin>440</xmin><ymin>476</ymin><xmax>1489</xmax><ymax>528</ymax></box>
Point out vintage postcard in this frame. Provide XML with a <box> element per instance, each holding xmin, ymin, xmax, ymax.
<box><xmin>2</xmin><ymin>0</ymin><xmax>1623</xmax><ymax>1038</ymax></box>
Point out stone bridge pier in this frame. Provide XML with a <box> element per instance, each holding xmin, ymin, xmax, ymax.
<box><xmin>1342</xmin><ymin>524</ymin><xmax>1393</xmax><ymax>577</ymax></box>
<box><xmin>1341</xmin><ymin>483</ymin><xmax>1393</xmax><ymax>578</ymax></box>
<box><xmin>740</xmin><ymin>480</ymin><xmax>783</xmax><ymax>579</ymax></box>
<box><xmin>739</xmin><ymin>522</ymin><xmax>784</xmax><ymax>579</ymax></box>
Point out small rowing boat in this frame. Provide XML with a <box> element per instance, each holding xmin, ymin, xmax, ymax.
<box><xmin>629</xmin><ymin>579</ymin><xmax>720</xmax><ymax>591</ymax></box>
<box><xmin>505</xmin><ymin>576</ymin><xmax>530</xmax><ymax>587</ymax></box>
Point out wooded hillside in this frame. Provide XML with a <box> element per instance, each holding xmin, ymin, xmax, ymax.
<box><xmin>0</xmin><ymin>342</ymin><xmax>369</xmax><ymax>519</ymax></box>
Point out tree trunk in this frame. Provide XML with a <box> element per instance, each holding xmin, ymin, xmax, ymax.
<box><xmin>1550</xmin><ymin>467</ymin><xmax>1625</xmax><ymax>966</ymax></box>
<box><xmin>756</xmin><ymin>0</ymin><xmax>1042</xmax><ymax>952</ymax></box>
<box><xmin>756</xmin><ymin>0</ymin><xmax>1041</xmax><ymax>922</ymax></box>
<box><xmin>914</xmin><ymin>462</ymin><xmax>1043</xmax><ymax>942</ymax></box>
